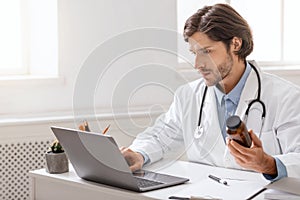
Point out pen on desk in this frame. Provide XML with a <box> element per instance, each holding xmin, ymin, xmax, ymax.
<box><xmin>102</xmin><ymin>124</ymin><xmax>110</xmax><ymax>135</ymax></box>
<box><xmin>169</xmin><ymin>196</ymin><xmax>189</xmax><ymax>200</ymax></box>
<box><xmin>208</xmin><ymin>174</ymin><xmax>228</xmax><ymax>186</ymax></box>
<box><xmin>169</xmin><ymin>196</ymin><xmax>222</xmax><ymax>200</ymax></box>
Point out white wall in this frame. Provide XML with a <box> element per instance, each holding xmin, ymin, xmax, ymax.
<box><xmin>1</xmin><ymin>0</ymin><xmax>179</xmax><ymax>115</ymax></box>
<box><xmin>0</xmin><ymin>0</ymin><xmax>182</xmax><ymax>145</ymax></box>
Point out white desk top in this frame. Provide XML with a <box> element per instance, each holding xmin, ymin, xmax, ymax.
<box><xmin>29</xmin><ymin>160</ymin><xmax>269</xmax><ymax>200</ymax></box>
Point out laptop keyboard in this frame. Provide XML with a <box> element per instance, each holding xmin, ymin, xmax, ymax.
<box><xmin>134</xmin><ymin>177</ymin><xmax>163</xmax><ymax>188</ymax></box>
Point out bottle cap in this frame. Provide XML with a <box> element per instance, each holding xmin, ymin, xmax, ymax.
<box><xmin>226</xmin><ymin>115</ymin><xmax>242</xmax><ymax>129</ymax></box>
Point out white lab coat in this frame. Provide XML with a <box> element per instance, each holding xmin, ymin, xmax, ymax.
<box><xmin>130</xmin><ymin>61</ymin><xmax>300</xmax><ymax>178</ymax></box>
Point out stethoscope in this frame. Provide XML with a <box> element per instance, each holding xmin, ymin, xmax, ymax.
<box><xmin>194</xmin><ymin>63</ymin><xmax>266</xmax><ymax>139</ymax></box>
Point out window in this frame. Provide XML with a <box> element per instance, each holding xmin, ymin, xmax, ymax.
<box><xmin>0</xmin><ymin>0</ymin><xmax>24</xmax><ymax>75</ymax></box>
<box><xmin>0</xmin><ymin>0</ymin><xmax>58</xmax><ymax>77</ymax></box>
<box><xmin>177</xmin><ymin>0</ymin><xmax>300</xmax><ymax>67</ymax></box>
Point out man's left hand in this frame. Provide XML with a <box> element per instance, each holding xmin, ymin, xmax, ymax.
<box><xmin>227</xmin><ymin>129</ymin><xmax>277</xmax><ymax>176</ymax></box>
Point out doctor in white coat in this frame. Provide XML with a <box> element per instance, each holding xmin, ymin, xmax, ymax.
<box><xmin>121</xmin><ymin>3</ymin><xmax>300</xmax><ymax>180</ymax></box>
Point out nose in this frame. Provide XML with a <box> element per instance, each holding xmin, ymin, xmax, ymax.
<box><xmin>194</xmin><ymin>63</ymin><xmax>205</xmax><ymax>70</ymax></box>
<box><xmin>194</xmin><ymin>54</ymin><xmax>205</xmax><ymax>69</ymax></box>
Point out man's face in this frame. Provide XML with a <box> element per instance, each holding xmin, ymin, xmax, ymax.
<box><xmin>188</xmin><ymin>32</ymin><xmax>234</xmax><ymax>87</ymax></box>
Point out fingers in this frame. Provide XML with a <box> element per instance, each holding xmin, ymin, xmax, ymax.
<box><xmin>227</xmin><ymin>134</ymin><xmax>268</xmax><ymax>173</ymax></box>
<box><xmin>227</xmin><ymin>129</ymin><xmax>262</xmax><ymax>156</ymax></box>
<box><xmin>227</xmin><ymin>139</ymin><xmax>249</xmax><ymax>162</ymax></box>
<box><xmin>119</xmin><ymin>146</ymin><xmax>126</xmax><ymax>152</ymax></box>
<box><xmin>120</xmin><ymin>147</ymin><xmax>144</xmax><ymax>172</ymax></box>
<box><xmin>228</xmin><ymin>139</ymin><xmax>249</xmax><ymax>155</ymax></box>
<box><xmin>129</xmin><ymin>162</ymin><xmax>143</xmax><ymax>172</ymax></box>
<box><xmin>248</xmin><ymin>129</ymin><xmax>262</xmax><ymax>147</ymax></box>
<box><xmin>232</xmin><ymin>155</ymin><xmax>246</xmax><ymax>167</ymax></box>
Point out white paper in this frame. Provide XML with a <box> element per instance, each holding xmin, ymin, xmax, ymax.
<box><xmin>172</xmin><ymin>177</ymin><xmax>266</xmax><ymax>200</ymax></box>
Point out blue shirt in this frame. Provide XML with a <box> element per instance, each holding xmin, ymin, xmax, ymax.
<box><xmin>214</xmin><ymin>62</ymin><xmax>251</xmax><ymax>141</ymax></box>
<box><xmin>139</xmin><ymin>62</ymin><xmax>287</xmax><ymax>180</ymax></box>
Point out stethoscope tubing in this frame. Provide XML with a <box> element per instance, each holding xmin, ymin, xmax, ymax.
<box><xmin>196</xmin><ymin>63</ymin><xmax>266</xmax><ymax>135</ymax></box>
<box><xmin>197</xmin><ymin>86</ymin><xmax>208</xmax><ymax>127</ymax></box>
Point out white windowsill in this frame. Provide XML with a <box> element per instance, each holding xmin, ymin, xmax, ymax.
<box><xmin>0</xmin><ymin>109</ymin><xmax>164</xmax><ymax>127</ymax></box>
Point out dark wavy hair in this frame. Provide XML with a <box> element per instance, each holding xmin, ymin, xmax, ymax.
<box><xmin>183</xmin><ymin>3</ymin><xmax>253</xmax><ymax>61</ymax></box>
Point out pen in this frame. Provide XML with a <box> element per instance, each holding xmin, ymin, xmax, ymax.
<box><xmin>169</xmin><ymin>196</ymin><xmax>222</xmax><ymax>200</ymax></box>
<box><xmin>208</xmin><ymin>174</ymin><xmax>228</xmax><ymax>186</ymax></box>
<box><xmin>102</xmin><ymin>124</ymin><xmax>110</xmax><ymax>135</ymax></box>
<box><xmin>169</xmin><ymin>196</ymin><xmax>189</xmax><ymax>200</ymax></box>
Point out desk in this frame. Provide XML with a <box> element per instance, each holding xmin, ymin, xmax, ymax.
<box><xmin>29</xmin><ymin>160</ymin><xmax>269</xmax><ymax>200</ymax></box>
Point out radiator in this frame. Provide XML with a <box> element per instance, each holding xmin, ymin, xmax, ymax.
<box><xmin>0</xmin><ymin>138</ymin><xmax>52</xmax><ymax>200</ymax></box>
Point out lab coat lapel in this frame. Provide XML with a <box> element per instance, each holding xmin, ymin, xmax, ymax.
<box><xmin>203</xmin><ymin>87</ymin><xmax>223</xmax><ymax>144</ymax></box>
<box><xmin>235</xmin><ymin>61</ymin><xmax>260</xmax><ymax>120</ymax></box>
<box><xmin>237</xmin><ymin>61</ymin><xmax>266</xmax><ymax>134</ymax></box>
<box><xmin>197</xmin><ymin>86</ymin><xmax>226</xmax><ymax>166</ymax></box>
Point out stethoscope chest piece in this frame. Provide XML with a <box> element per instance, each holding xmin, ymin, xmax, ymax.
<box><xmin>194</xmin><ymin>126</ymin><xmax>204</xmax><ymax>139</ymax></box>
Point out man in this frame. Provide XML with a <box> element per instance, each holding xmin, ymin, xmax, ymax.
<box><xmin>121</xmin><ymin>3</ymin><xmax>300</xmax><ymax>180</ymax></box>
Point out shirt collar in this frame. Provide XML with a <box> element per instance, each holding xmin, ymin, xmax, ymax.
<box><xmin>214</xmin><ymin>62</ymin><xmax>252</xmax><ymax>106</ymax></box>
<box><xmin>214</xmin><ymin>84</ymin><xmax>225</xmax><ymax>106</ymax></box>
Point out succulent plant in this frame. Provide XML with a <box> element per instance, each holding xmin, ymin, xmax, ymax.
<box><xmin>49</xmin><ymin>139</ymin><xmax>64</xmax><ymax>153</ymax></box>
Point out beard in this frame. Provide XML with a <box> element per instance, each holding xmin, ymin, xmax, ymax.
<box><xmin>202</xmin><ymin>53</ymin><xmax>234</xmax><ymax>88</ymax></box>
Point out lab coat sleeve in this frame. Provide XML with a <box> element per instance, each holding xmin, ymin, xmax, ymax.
<box><xmin>129</xmin><ymin>87</ymin><xmax>184</xmax><ymax>164</ymax></box>
<box><xmin>272</xmin><ymin>86</ymin><xmax>300</xmax><ymax>178</ymax></box>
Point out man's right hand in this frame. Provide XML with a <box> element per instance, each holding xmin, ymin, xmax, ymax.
<box><xmin>120</xmin><ymin>147</ymin><xmax>144</xmax><ymax>172</ymax></box>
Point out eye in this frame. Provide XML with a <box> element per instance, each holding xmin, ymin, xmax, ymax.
<box><xmin>189</xmin><ymin>50</ymin><xmax>196</xmax><ymax>55</ymax></box>
<box><xmin>201</xmin><ymin>49</ymin><xmax>211</xmax><ymax>54</ymax></box>
<box><xmin>196</xmin><ymin>48</ymin><xmax>211</xmax><ymax>55</ymax></box>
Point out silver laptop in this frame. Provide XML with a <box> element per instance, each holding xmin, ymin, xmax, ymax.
<box><xmin>51</xmin><ymin>126</ymin><xmax>189</xmax><ymax>192</ymax></box>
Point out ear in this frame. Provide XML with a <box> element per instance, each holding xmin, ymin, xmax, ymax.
<box><xmin>231</xmin><ymin>37</ymin><xmax>242</xmax><ymax>51</ymax></box>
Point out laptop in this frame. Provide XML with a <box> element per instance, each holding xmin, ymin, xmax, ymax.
<box><xmin>50</xmin><ymin>126</ymin><xmax>189</xmax><ymax>192</ymax></box>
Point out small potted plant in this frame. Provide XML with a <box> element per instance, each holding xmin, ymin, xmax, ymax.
<box><xmin>45</xmin><ymin>139</ymin><xmax>69</xmax><ymax>174</ymax></box>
